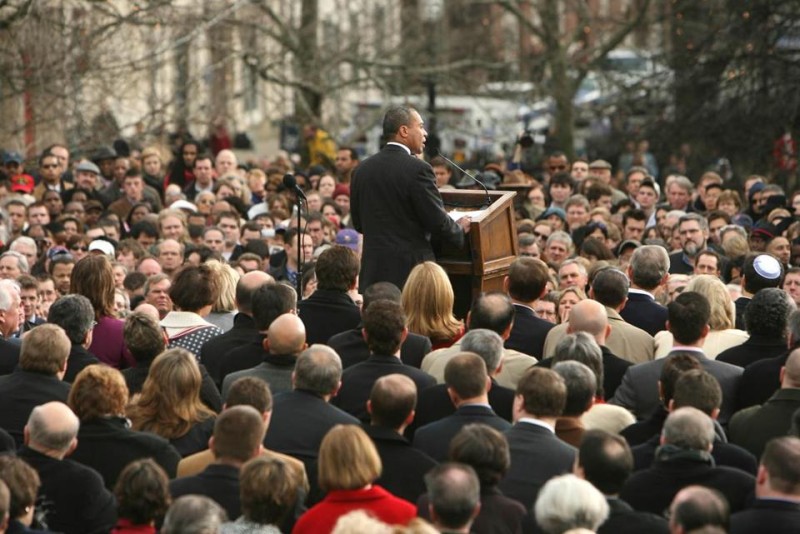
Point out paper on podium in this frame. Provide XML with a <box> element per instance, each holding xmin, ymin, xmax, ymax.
<box><xmin>448</xmin><ymin>208</ymin><xmax>488</xmax><ymax>222</ymax></box>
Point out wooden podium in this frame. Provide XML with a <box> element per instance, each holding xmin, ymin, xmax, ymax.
<box><xmin>437</xmin><ymin>190</ymin><xmax>519</xmax><ymax>319</ymax></box>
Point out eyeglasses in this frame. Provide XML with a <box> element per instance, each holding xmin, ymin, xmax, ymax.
<box><xmin>70</xmin><ymin>246</ymin><xmax>88</xmax><ymax>252</ymax></box>
<box><xmin>533</xmin><ymin>231</ymin><xmax>548</xmax><ymax>239</ymax></box>
<box><xmin>42</xmin><ymin>164</ymin><xmax>59</xmax><ymax>169</ymax></box>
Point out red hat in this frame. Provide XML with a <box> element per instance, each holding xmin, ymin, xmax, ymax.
<box><xmin>333</xmin><ymin>183</ymin><xmax>350</xmax><ymax>199</ymax></box>
<box><xmin>9</xmin><ymin>173</ymin><xmax>34</xmax><ymax>194</ymax></box>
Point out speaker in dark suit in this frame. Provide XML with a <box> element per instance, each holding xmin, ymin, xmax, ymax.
<box><xmin>351</xmin><ymin>107</ymin><xmax>466</xmax><ymax>292</ymax></box>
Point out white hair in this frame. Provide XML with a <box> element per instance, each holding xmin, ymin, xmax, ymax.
<box><xmin>535</xmin><ymin>474</ymin><xmax>609</xmax><ymax>534</ymax></box>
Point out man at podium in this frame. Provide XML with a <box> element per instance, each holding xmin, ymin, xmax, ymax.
<box><xmin>351</xmin><ymin>106</ymin><xmax>470</xmax><ymax>292</ymax></box>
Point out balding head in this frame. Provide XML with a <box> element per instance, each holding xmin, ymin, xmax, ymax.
<box><xmin>25</xmin><ymin>402</ymin><xmax>80</xmax><ymax>458</ymax></box>
<box><xmin>368</xmin><ymin>374</ymin><xmax>417</xmax><ymax>430</ymax></box>
<box><xmin>266</xmin><ymin>313</ymin><xmax>306</xmax><ymax>356</ymax></box>
<box><xmin>669</xmin><ymin>485</ymin><xmax>729</xmax><ymax>533</ymax></box>
<box><xmin>133</xmin><ymin>302</ymin><xmax>161</xmax><ymax>322</ymax></box>
<box><xmin>236</xmin><ymin>271</ymin><xmax>274</xmax><ymax>315</ymax></box>
<box><xmin>781</xmin><ymin>348</ymin><xmax>800</xmax><ymax>389</ymax></box>
<box><xmin>662</xmin><ymin>407</ymin><xmax>715</xmax><ymax>451</ymax></box>
<box><xmin>568</xmin><ymin>299</ymin><xmax>609</xmax><ymax>344</ymax></box>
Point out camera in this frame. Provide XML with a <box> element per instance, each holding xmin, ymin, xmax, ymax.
<box><xmin>519</xmin><ymin>131</ymin><xmax>534</xmax><ymax>148</ymax></box>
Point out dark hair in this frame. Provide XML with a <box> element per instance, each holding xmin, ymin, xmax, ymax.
<box><xmin>425</xmin><ymin>463</ymin><xmax>481</xmax><ymax>530</ymax></box>
<box><xmin>659</xmin><ymin>352</ymin><xmax>702</xmax><ymax>407</ymax></box>
<box><xmin>169</xmin><ymin>265</ymin><xmax>220</xmax><ymax>312</ymax></box>
<box><xmin>468</xmin><ymin>292</ymin><xmax>515</xmax><ymax>334</ymax></box>
<box><xmin>668</xmin><ymin>292</ymin><xmax>712</xmax><ymax>345</ymax></box>
<box><xmin>581</xmin><ymin>237</ymin><xmax>615</xmax><ymax>261</ymax></box>
<box><xmin>383</xmin><ymin>106</ymin><xmax>415</xmax><ymax>138</ymax></box>
<box><xmin>579</xmin><ymin>430</ymin><xmax>633</xmax><ymax>495</ymax></box>
<box><xmin>507</xmin><ymin>257</ymin><xmax>549</xmax><ymax>302</ymax></box>
<box><xmin>671</xmin><ymin>487</ymin><xmax>730</xmax><ymax>532</ymax></box>
<box><xmin>130</xmin><ymin>220</ymin><xmax>159</xmax><ymax>239</ymax></box>
<box><xmin>745</xmin><ymin>287</ymin><xmax>793</xmax><ymax>337</ymax></box>
<box><xmin>363</xmin><ymin>300</ymin><xmax>406</xmax><ymax>355</ymax></box>
<box><xmin>549</xmin><ymin>172</ymin><xmax>575</xmax><ymax>191</ymax></box>
<box><xmin>211</xmin><ymin>406</ymin><xmax>265</xmax><ymax>462</ymax></box>
<box><xmin>124</xmin><ymin>312</ymin><xmax>166</xmax><ymax>364</ymax></box>
<box><xmin>590</xmin><ymin>268</ymin><xmax>629</xmax><ymax>308</ymax></box>
<box><xmin>362</xmin><ymin>282</ymin><xmax>402</xmax><ymax>311</ymax></box>
<box><xmin>762</xmin><ymin>436</ymin><xmax>800</xmax><ymax>494</ymax></box>
<box><xmin>553</xmin><ymin>361</ymin><xmax>596</xmax><ymax>417</ymax></box>
<box><xmin>742</xmin><ymin>254</ymin><xmax>784</xmax><ymax>294</ymax></box>
<box><xmin>251</xmin><ymin>283</ymin><xmax>297</xmax><ymax>331</ymax></box>
<box><xmin>226</xmin><ymin>377</ymin><xmax>273</xmax><ymax>413</ymax></box>
<box><xmin>234</xmin><ymin>275</ymin><xmax>271</xmax><ymax>315</ymax></box>
<box><xmin>315</xmin><ymin>246</ymin><xmax>359</xmax><ymax>292</ymax></box>
<box><xmin>239</xmin><ymin>457</ymin><xmax>299</xmax><ymax>526</ymax></box>
<box><xmin>448</xmin><ymin>424</ymin><xmax>510</xmax><ymax>487</ymax></box>
<box><xmin>114</xmin><ymin>459</ymin><xmax>171</xmax><ymax>526</ymax></box>
<box><xmin>672</xmin><ymin>370</ymin><xmax>722</xmax><ymax>415</ymax></box>
<box><xmin>444</xmin><ymin>353</ymin><xmax>489</xmax><ymax>399</ymax></box>
<box><xmin>516</xmin><ymin>367</ymin><xmax>566</xmax><ymax>418</ymax></box>
<box><xmin>368</xmin><ymin>374</ymin><xmax>417</xmax><ymax>428</ymax></box>
<box><xmin>70</xmin><ymin>254</ymin><xmax>116</xmax><ymax>318</ymax></box>
<box><xmin>47</xmin><ymin>295</ymin><xmax>95</xmax><ymax>345</ymax></box>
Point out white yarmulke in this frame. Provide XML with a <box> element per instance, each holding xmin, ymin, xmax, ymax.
<box><xmin>753</xmin><ymin>254</ymin><xmax>782</xmax><ymax>280</ymax></box>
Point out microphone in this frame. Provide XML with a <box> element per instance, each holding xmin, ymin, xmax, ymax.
<box><xmin>283</xmin><ymin>173</ymin><xmax>307</xmax><ymax>201</ymax></box>
<box><xmin>435</xmin><ymin>150</ymin><xmax>491</xmax><ymax>208</ymax></box>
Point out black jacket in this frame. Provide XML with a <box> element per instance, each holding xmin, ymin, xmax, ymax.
<box><xmin>413</xmin><ymin>404</ymin><xmax>511</xmax><ymax>462</ymax></box>
<box><xmin>730</xmin><ymin>498</ymin><xmax>800</xmax><ymax>534</ymax></box>
<box><xmin>537</xmin><ymin>345</ymin><xmax>631</xmax><ymax>400</ymax></box>
<box><xmin>632</xmin><ymin>433</ymin><xmax>757</xmax><ymax>475</ymax></box>
<box><xmin>716</xmin><ymin>334</ymin><xmax>788</xmax><ymax>368</ymax></box>
<box><xmin>199</xmin><ymin>313</ymin><xmax>261</xmax><ymax>386</ymax></box>
<box><xmin>505</xmin><ymin>304</ymin><xmax>553</xmax><ymax>359</ymax></box>
<box><xmin>328</xmin><ymin>326</ymin><xmax>432</xmax><ymax>369</ymax></box>
<box><xmin>297</xmin><ymin>289</ymin><xmax>362</xmax><ymax>345</ymax></box>
<box><xmin>69</xmin><ymin>416</ymin><xmax>182</xmax><ymax>490</ymax></box>
<box><xmin>0</xmin><ymin>337</ymin><xmax>21</xmax><ymax>375</ymax></box>
<box><xmin>170</xmin><ymin>463</ymin><xmax>241</xmax><ymax>520</ymax></box>
<box><xmin>18</xmin><ymin>447</ymin><xmax>116</xmax><ymax>534</ymax></box>
<box><xmin>0</xmin><ymin>370</ymin><xmax>70</xmax><ymax>447</ymax></box>
<box><xmin>736</xmin><ymin>350</ymin><xmax>789</xmax><ymax>410</ymax></box>
<box><xmin>62</xmin><ymin>345</ymin><xmax>99</xmax><ymax>383</ymax></box>
<box><xmin>619</xmin><ymin>291</ymin><xmax>668</xmax><ymax>337</ymax></box>
<box><xmin>597</xmin><ymin>497</ymin><xmax>669</xmax><ymax>534</ymax></box>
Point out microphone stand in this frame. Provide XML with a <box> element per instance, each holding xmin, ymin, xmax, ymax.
<box><xmin>436</xmin><ymin>150</ymin><xmax>492</xmax><ymax>208</ymax></box>
<box><xmin>294</xmin><ymin>194</ymin><xmax>305</xmax><ymax>299</ymax></box>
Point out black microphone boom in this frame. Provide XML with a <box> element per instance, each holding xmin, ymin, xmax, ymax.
<box><xmin>435</xmin><ymin>150</ymin><xmax>491</xmax><ymax>208</ymax></box>
<box><xmin>283</xmin><ymin>173</ymin><xmax>307</xmax><ymax>200</ymax></box>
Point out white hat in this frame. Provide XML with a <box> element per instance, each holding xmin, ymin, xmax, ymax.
<box><xmin>170</xmin><ymin>200</ymin><xmax>198</xmax><ymax>213</ymax></box>
<box><xmin>88</xmin><ymin>239</ymin><xmax>115</xmax><ymax>257</ymax></box>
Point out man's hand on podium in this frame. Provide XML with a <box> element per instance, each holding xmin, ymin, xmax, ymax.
<box><xmin>457</xmin><ymin>216</ymin><xmax>471</xmax><ymax>233</ymax></box>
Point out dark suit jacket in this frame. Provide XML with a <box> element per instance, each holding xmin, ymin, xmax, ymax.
<box><xmin>122</xmin><ymin>362</ymin><xmax>222</xmax><ymax>413</ymax></box>
<box><xmin>221</xmin><ymin>353</ymin><xmax>296</xmax><ymax>399</ymax></box>
<box><xmin>0</xmin><ymin>337</ymin><xmax>21</xmax><ymax>375</ymax></box>
<box><xmin>264</xmin><ymin>389</ymin><xmax>359</xmax><ymax>466</ymax></box>
<box><xmin>364</xmin><ymin>424</ymin><xmax>438</xmax><ymax>503</ymax></box>
<box><xmin>730</xmin><ymin>499</ymin><xmax>800</xmax><ymax>534</ymax></box>
<box><xmin>328</xmin><ymin>326</ymin><xmax>432</xmax><ymax>369</ymax></box>
<box><xmin>598</xmin><ymin>497</ymin><xmax>670</xmax><ymax>534</ymax></box>
<box><xmin>170</xmin><ymin>463</ymin><xmax>241</xmax><ymax>520</ymax></box>
<box><xmin>351</xmin><ymin>143</ymin><xmax>465</xmax><ymax>292</ymax></box>
<box><xmin>716</xmin><ymin>334</ymin><xmax>788</xmax><ymax>368</ymax></box>
<box><xmin>610</xmin><ymin>350</ymin><xmax>742</xmax><ymax>423</ymax></box>
<box><xmin>735</xmin><ymin>296</ymin><xmax>750</xmax><ymax>331</ymax></box>
<box><xmin>417</xmin><ymin>486</ymin><xmax>527</xmax><ymax>534</ymax></box>
<box><xmin>728</xmin><ymin>388</ymin><xmax>800</xmax><ymax>459</ymax></box>
<box><xmin>536</xmin><ymin>345</ymin><xmax>631</xmax><ymax>400</ymax></box>
<box><xmin>620</xmin><ymin>456</ymin><xmax>755</xmax><ymax>516</ymax></box>
<box><xmin>217</xmin><ymin>336</ymin><xmax>267</xmax><ymax>384</ymax></box>
<box><xmin>334</xmin><ymin>354</ymin><xmax>435</xmax><ymax>421</ymax></box>
<box><xmin>0</xmin><ymin>370</ymin><xmax>71</xmax><ymax>447</ymax></box>
<box><xmin>297</xmin><ymin>289</ymin><xmax>362</xmax><ymax>345</ymax></box>
<box><xmin>505</xmin><ymin>304</ymin><xmax>553</xmax><ymax>359</ymax></box>
<box><xmin>69</xmin><ymin>416</ymin><xmax>182</xmax><ymax>490</ymax></box>
<box><xmin>19</xmin><ymin>446</ymin><xmax>116</xmax><ymax>534</ymax></box>
<box><xmin>62</xmin><ymin>345</ymin><xmax>99</xmax><ymax>383</ymax></box>
<box><xmin>668</xmin><ymin>251</ymin><xmax>695</xmax><ymax>275</ymax></box>
<box><xmin>619</xmin><ymin>291</ymin><xmax>668</xmax><ymax>337</ymax></box>
<box><xmin>632</xmin><ymin>434</ymin><xmax>758</xmax><ymax>475</ymax></box>
<box><xmin>736</xmin><ymin>351</ymin><xmax>788</xmax><ymax>410</ymax></box>
<box><xmin>413</xmin><ymin>404</ymin><xmax>511</xmax><ymax>462</ymax></box>
<box><xmin>0</xmin><ymin>427</ymin><xmax>14</xmax><ymax>454</ymax></box>
<box><xmin>199</xmin><ymin>313</ymin><xmax>261</xmax><ymax>386</ymax></box>
<box><xmin>621</xmin><ymin>405</ymin><xmax>668</xmax><ymax>447</ymax></box>
<box><xmin>411</xmin><ymin>379</ymin><xmax>514</xmax><ymax>434</ymax></box>
<box><xmin>498</xmin><ymin>421</ymin><xmax>576</xmax><ymax>510</ymax></box>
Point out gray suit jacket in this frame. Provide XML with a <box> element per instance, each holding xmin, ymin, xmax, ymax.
<box><xmin>221</xmin><ymin>354</ymin><xmax>296</xmax><ymax>400</ymax></box>
<box><xmin>609</xmin><ymin>349</ymin><xmax>742</xmax><ymax>423</ymax></box>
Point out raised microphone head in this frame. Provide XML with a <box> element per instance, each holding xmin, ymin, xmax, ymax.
<box><xmin>283</xmin><ymin>173</ymin><xmax>297</xmax><ymax>189</ymax></box>
<box><xmin>434</xmin><ymin>150</ymin><xmax>491</xmax><ymax>208</ymax></box>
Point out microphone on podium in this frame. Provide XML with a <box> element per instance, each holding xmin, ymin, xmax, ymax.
<box><xmin>435</xmin><ymin>150</ymin><xmax>491</xmax><ymax>207</ymax></box>
<box><xmin>282</xmin><ymin>173</ymin><xmax>307</xmax><ymax>201</ymax></box>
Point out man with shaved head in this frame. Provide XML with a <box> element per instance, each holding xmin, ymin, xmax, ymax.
<box><xmin>19</xmin><ymin>402</ymin><xmax>116</xmax><ymax>534</ymax></box>
<box><xmin>200</xmin><ymin>270</ymin><xmax>274</xmax><ymax>386</ymax></box>
<box><xmin>669</xmin><ymin>485</ymin><xmax>730</xmax><ymax>534</ymax></box>
<box><xmin>215</xmin><ymin>149</ymin><xmax>238</xmax><ymax>178</ymax></box>
<box><xmin>364</xmin><ymin>374</ymin><xmax>438</xmax><ymax>502</ymax></box>
<box><xmin>728</xmin><ymin>347</ymin><xmax>800</xmax><ymax>458</ymax></box>
<box><xmin>221</xmin><ymin>312</ymin><xmax>307</xmax><ymax>398</ymax></box>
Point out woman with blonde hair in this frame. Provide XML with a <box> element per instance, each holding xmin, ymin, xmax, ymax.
<box><xmin>127</xmin><ymin>348</ymin><xmax>216</xmax><ymax>457</ymax></box>
<box><xmin>557</xmin><ymin>286</ymin><xmax>586</xmax><ymax>324</ymax></box>
<box><xmin>401</xmin><ymin>261</ymin><xmax>464</xmax><ymax>349</ymax></box>
<box><xmin>292</xmin><ymin>425</ymin><xmax>416</xmax><ymax>534</ymax></box>
<box><xmin>204</xmin><ymin>260</ymin><xmax>240</xmax><ymax>332</ymax></box>
<box><xmin>71</xmin><ymin>254</ymin><xmax>134</xmax><ymax>369</ymax></box>
<box><xmin>654</xmin><ymin>274</ymin><xmax>749</xmax><ymax>358</ymax></box>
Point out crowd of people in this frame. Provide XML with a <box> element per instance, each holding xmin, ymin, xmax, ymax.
<box><xmin>0</xmin><ymin>106</ymin><xmax>797</xmax><ymax>534</ymax></box>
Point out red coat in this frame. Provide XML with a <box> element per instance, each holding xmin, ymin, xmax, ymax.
<box><xmin>292</xmin><ymin>485</ymin><xmax>416</xmax><ymax>534</ymax></box>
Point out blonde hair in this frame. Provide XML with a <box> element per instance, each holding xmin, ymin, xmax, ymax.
<box><xmin>128</xmin><ymin>348</ymin><xmax>215</xmax><ymax>439</ymax></box>
<box><xmin>318</xmin><ymin>425</ymin><xmax>381</xmax><ymax>492</ymax></box>
<box><xmin>401</xmin><ymin>262</ymin><xmax>463</xmax><ymax>342</ymax></box>
<box><xmin>205</xmin><ymin>260</ymin><xmax>240</xmax><ymax>313</ymax></box>
<box><xmin>721</xmin><ymin>234</ymin><xmax>750</xmax><ymax>260</ymax></box>
<box><xmin>685</xmin><ymin>275</ymin><xmax>735</xmax><ymax>330</ymax></box>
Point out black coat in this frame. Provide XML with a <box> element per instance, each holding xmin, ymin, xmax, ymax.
<box><xmin>170</xmin><ymin>463</ymin><xmax>241</xmax><ymax>520</ymax></box>
<box><xmin>505</xmin><ymin>304</ymin><xmax>553</xmax><ymax>359</ymax></box>
<box><xmin>620</xmin><ymin>456</ymin><xmax>755</xmax><ymax>516</ymax></box>
<box><xmin>328</xmin><ymin>326</ymin><xmax>432</xmax><ymax>369</ymax></box>
<box><xmin>716</xmin><ymin>334</ymin><xmax>788</xmax><ymax>368</ymax></box>
<box><xmin>364</xmin><ymin>424</ymin><xmax>438</xmax><ymax>503</ymax></box>
<box><xmin>418</xmin><ymin>486</ymin><xmax>528</xmax><ymax>534</ymax></box>
<box><xmin>334</xmin><ymin>354</ymin><xmax>436</xmax><ymax>422</ymax></box>
<box><xmin>498</xmin><ymin>421</ymin><xmax>576</xmax><ymax>511</ymax></box>
<box><xmin>730</xmin><ymin>498</ymin><xmax>800</xmax><ymax>534</ymax></box>
<box><xmin>728</xmin><ymin>388</ymin><xmax>800</xmax><ymax>459</ymax></box>
<box><xmin>413</xmin><ymin>405</ymin><xmax>511</xmax><ymax>462</ymax></box>
<box><xmin>0</xmin><ymin>370</ymin><xmax>70</xmax><ymax>447</ymax></box>
<box><xmin>619</xmin><ymin>292</ymin><xmax>668</xmax><ymax>337</ymax></box>
<box><xmin>199</xmin><ymin>313</ymin><xmax>261</xmax><ymax>386</ymax></box>
<box><xmin>597</xmin><ymin>497</ymin><xmax>670</xmax><ymax>534</ymax></box>
<box><xmin>0</xmin><ymin>427</ymin><xmax>14</xmax><ymax>454</ymax></box>
<box><xmin>170</xmin><ymin>417</ymin><xmax>215</xmax><ymax>458</ymax></box>
<box><xmin>0</xmin><ymin>337</ymin><xmax>21</xmax><ymax>375</ymax></box>
<box><xmin>218</xmin><ymin>336</ymin><xmax>267</xmax><ymax>384</ymax></box>
<box><xmin>410</xmin><ymin>379</ymin><xmax>514</xmax><ymax>435</ymax></box>
<box><xmin>18</xmin><ymin>447</ymin><xmax>116</xmax><ymax>534</ymax></box>
<box><xmin>734</xmin><ymin>296</ymin><xmax>750</xmax><ymax>331</ymax></box>
<box><xmin>69</xmin><ymin>416</ymin><xmax>182</xmax><ymax>490</ymax></box>
<box><xmin>351</xmin><ymin>143</ymin><xmax>465</xmax><ymax>292</ymax></box>
<box><xmin>736</xmin><ymin>351</ymin><xmax>788</xmax><ymax>410</ymax></box>
<box><xmin>621</xmin><ymin>406</ymin><xmax>668</xmax><ymax>447</ymax></box>
<box><xmin>297</xmin><ymin>289</ymin><xmax>362</xmax><ymax>345</ymax></box>
<box><xmin>62</xmin><ymin>345</ymin><xmax>99</xmax><ymax>383</ymax></box>
<box><xmin>632</xmin><ymin>434</ymin><xmax>757</xmax><ymax>475</ymax></box>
